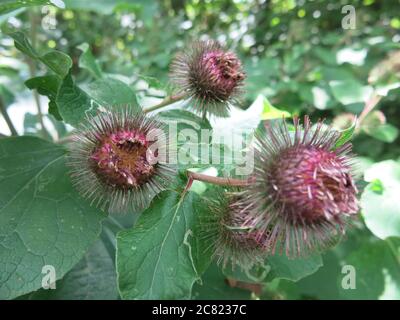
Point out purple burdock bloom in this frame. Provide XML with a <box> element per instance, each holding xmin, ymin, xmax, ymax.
<box><xmin>201</xmin><ymin>191</ymin><xmax>268</xmax><ymax>269</ymax></box>
<box><xmin>68</xmin><ymin>108</ymin><xmax>174</xmax><ymax>213</ymax></box>
<box><xmin>238</xmin><ymin>116</ymin><xmax>359</xmax><ymax>257</ymax></box>
<box><xmin>170</xmin><ymin>40</ymin><xmax>245</xmax><ymax>117</ymax></box>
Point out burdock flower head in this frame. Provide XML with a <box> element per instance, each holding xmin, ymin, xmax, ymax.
<box><xmin>201</xmin><ymin>191</ymin><xmax>268</xmax><ymax>269</ymax></box>
<box><xmin>68</xmin><ymin>107</ymin><xmax>174</xmax><ymax>213</ymax></box>
<box><xmin>170</xmin><ymin>39</ymin><xmax>245</xmax><ymax>117</ymax></box>
<box><xmin>238</xmin><ymin>116</ymin><xmax>359</xmax><ymax>257</ymax></box>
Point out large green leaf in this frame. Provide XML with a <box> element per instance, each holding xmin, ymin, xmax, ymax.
<box><xmin>9</xmin><ymin>32</ymin><xmax>72</xmax><ymax>78</ymax></box>
<box><xmin>296</xmin><ymin>251</ymin><xmax>342</xmax><ymax>299</ymax></box>
<box><xmin>361</xmin><ymin>160</ymin><xmax>400</xmax><ymax>239</ymax></box>
<box><xmin>265</xmin><ymin>253</ymin><xmax>323</xmax><ymax>282</ymax></box>
<box><xmin>192</xmin><ymin>263</ymin><xmax>251</xmax><ymax>300</ymax></box>
<box><xmin>19</xmin><ymin>234</ymin><xmax>119</xmax><ymax>300</ymax></box>
<box><xmin>339</xmin><ymin>238</ymin><xmax>400</xmax><ymax>300</ymax></box>
<box><xmin>56</xmin><ymin>75</ymin><xmax>139</xmax><ymax>127</ymax></box>
<box><xmin>0</xmin><ymin>136</ymin><xmax>105</xmax><ymax>299</ymax></box>
<box><xmin>82</xmin><ymin>78</ymin><xmax>137</xmax><ymax>107</ymax></box>
<box><xmin>222</xmin><ymin>253</ymin><xmax>323</xmax><ymax>284</ymax></box>
<box><xmin>116</xmin><ymin>190</ymin><xmax>211</xmax><ymax>299</ymax></box>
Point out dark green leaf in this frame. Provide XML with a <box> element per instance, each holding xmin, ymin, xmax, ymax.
<box><xmin>19</xmin><ymin>235</ymin><xmax>119</xmax><ymax>300</ymax></box>
<box><xmin>116</xmin><ymin>190</ymin><xmax>210</xmax><ymax>299</ymax></box>
<box><xmin>9</xmin><ymin>32</ymin><xmax>72</xmax><ymax>78</ymax></box>
<box><xmin>367</xmin><ymin>124</ymin><xmax>399</xmax><ymax>143</ymax></box>
<box><xmin>82</xmin><ymin>78</ymin><xmax>138</xmax><ymax>107</ymax></box>
<box><xmin>192</xmin><ymin>263</ymin><xmax>251</xmax><ymax>300</ymax></box>
<box><xmin>55</xmin><ymin>74</ymin><xmax>95</xmax><ymax>127</ymax></box>
<box><xmin>25</xmin><ymin>75</ymin><xmax>62</xmax><ymax>120</ymax></box>
<box><xmin>339</xmin><ymin>238</ymin><xmax>400</xmax><ymax>300</ymax></box>
<box><xmin>56</xmin><ymin>75</ymin><xmax>140</xmax><ymax>127</ymax></box>
<box><xmin>222</xmin><ymin>253</ymin><xmax>323</xmax><ymax>284</ymax></box>
<box><xmin>77</xmin><ymin>43</ymin><xmax>103</xmax><ymax>79</ymax></box>
<box><xmin>0</xmin><ymin>137</ymin><xmax>105</xmax><ymax>299</ymax></box>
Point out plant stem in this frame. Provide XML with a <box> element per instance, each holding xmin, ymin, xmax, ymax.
<box><xmin>0</xmin><ymin>97</ymin><xmax>18</xmax><ymax>136</ymax></box>
<box><xmin>143</xmin><ymin>94</ymin><xmax>186</xmax><ymax>113</ymax></box>
<box><xmin>356</xmin><ymin>93</ymin><xmax>382</xmax><ymax>133</ymax></box>
<box><xmin>186</xmin><ymin>170</ymin><xmax>252</xmax><ymax>187</ymax></box>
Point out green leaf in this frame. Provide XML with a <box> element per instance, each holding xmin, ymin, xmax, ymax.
<box><xmin>55</xmin><ymin>74</ymin><xmax>94</xmax><ymax>127</ymax></box>
<box><xmin>9</xmin><ymin>32</ymin><xmax>72</xmax><ymax>78</ymax></box>
<box><xmin>77</xmin><ymin>43</ymin><xmax>103</xmax><ymax>79</ymax></box>
<box><xmin>334</xmin><ymin>117</ymin><xmax>357</xmax><ymax>149</ymax></box>
<box><xmin>258</xmin><ymin>94</ymin><xmax>291</xmax><ymax>120</ymax></box>
<box><xmin>82</xmin><ymin>78</ymin><xmax>138</xmax><ymax>107</ymax></box>
<box><xmin>314</xmin><ymin>47</ymin><xmax>337</xmax><ymax>65</ymax></box>
<box><xmin>296</xmin><ymin>251</ymin><xmax>342</xmax><ymax>299</ymax></box>
<box><xmin>0</xmin><ymin>136</ymin><xmax>105</xmax><ymax>299</ymax></box>
<box><xmin>339</xmin><ymin>238</ymin><xmax>400</xmax><ymax>300</ymax></box>
<box><xmin>329</xmin><ymin>79</ymin><xmax>373</xmax><ymax>105</ymax></box>
<box><xmin>361</xmin><ymin>160</ymin><xmax>400</xmax><ymax>239</ymax></box>
<box><xmin>222</xmin><ymin>253</ymin><xmax>323</xmax><ymax>284</ymax></box>
<box><xmin>0</xmin><ymin>84</ymin><xmax>15</xmax><ymax>107</ymax></box>
<box><xmin>0</xmin><ymin>8</ymin><xmax>25</xmax><ymax>26</ymax></box>
<box><xmin>158</xmin><ymin>109</ymin><xmax>214</xmax><ymax>171</ymax></box>
<box><xmin>265</xmin><ymin>253</ymin><xmax>323</xmax><ymax>282</ymax></box>
<box><xmin>25</xmin><ymin>75</ymin><xmax>62</xmax><ymax>120</ymax></box>
<box><xmin>19</xmin><ymin>234</ymin><xmax>119</xmax><ymax>300</ymax></box>
<box><xmin>192</xmin><ymin>263</ymin><xmax>251</xmax><ymax>300</ymax></box>
<box><xmin>116</xmin><ymin>190</ymin><xmax>210</xmax><ymax>299</ymax></box>
<box><xmin>158</xmin><ymin>109</ymin><xmax>212</xmax><ymax>131</ymax></box>
<box><xmin>368</xmin><ymin>124</ymin><xmax>399</xmax><ymax>143</ymax></box>
<box><xmin>40</xmin><ymin>51</ymin><xmax>72</xmax><ymax>79</ymax></box>
<box><xmin>0</xmin><ymin>1</ymin><xmax>63</xmax><ymax>15</ymax></box>
<box><xmin>56</xmin><ymin>75</ymin><xmax>139</xmax><ymax>127</ymax></box>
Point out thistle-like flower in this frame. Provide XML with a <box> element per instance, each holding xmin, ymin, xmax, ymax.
<box><xmin>67</xmin><ymin>107</ymin><xmax>174</xmax><ymax>213</ymax></box>
<box><xmin>201</xmin><ymin>191</ymin><xmax>268</xmax><ymax>269</ymax></box>
<box><xmin>170</xmin><ymin>40</ymin><xmax>245</xmax><ymax>117</ymax></box>
<box><xmin>237</xmin><ymin>116</ymin><xmax>359</xmax><ymax>257</ymax></box>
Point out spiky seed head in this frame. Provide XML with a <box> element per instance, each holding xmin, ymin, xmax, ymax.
<box><xmin>67</xmin><ymin>107</ymin><xmax>174</xmax><ymax>213</ymax></box>
<box><xmin>170</xmin><ymin>39</ymin><xmax>245</xmax><ymax>117</ymax></box>
<box><xmin>238</xmin><ymin>116</ymin><xmax>359</xmax><ymax>257</ymax></box>
<box><xmin>201</xmin><ymin>190</ymin><xmax>268</xmax><ymax>270</ymax></box>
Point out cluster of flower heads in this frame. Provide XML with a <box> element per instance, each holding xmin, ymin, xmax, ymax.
<box><xmin>204</xmin><ymin>116</ymin><xmax>359</xmax><ymax>269</ymax></box>
<box><xmin>68</xmin><ymin>39</ymin><xmax>360</xmax><ymax>270</ymax></box>
<box><xmin>170</xmin><ymin>39</ymin><xmax>245</xmax><ymax>117</ymax></box>
<box><xmin>68</xmin><ymin>107</ymin><xmax>174</xmax><ymax>213</ymax></box>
